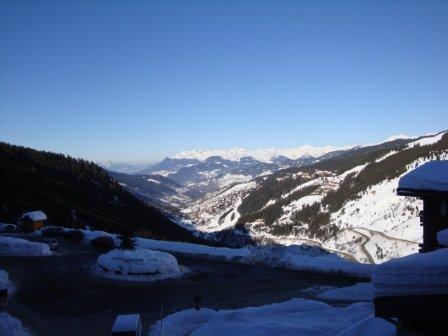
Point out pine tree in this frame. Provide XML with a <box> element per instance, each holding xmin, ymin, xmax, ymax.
<box><xmin>118</xmin><ymin>223</ymin><xmax>136</xmax><ymax>250</ymax></box>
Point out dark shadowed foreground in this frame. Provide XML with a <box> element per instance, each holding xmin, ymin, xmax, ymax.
<box><xmin>1</xmin><ymin>241</ymin><xmax>360</xmax><ymax>336</ymax></box>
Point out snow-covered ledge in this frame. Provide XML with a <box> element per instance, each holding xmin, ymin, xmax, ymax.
<box><xmin>0</xmin><ymin>236</ymin><xmax>51</xmax><ymax>256</ymax></box>
<box><xmin>95</xmin><ymin>248</ymin><xmax>185</xmax><ymax>282</ymax></box>
<box><xmin>437</xmin><ymin>228</ymin><xmax>448</xmax><ymax>247</ymax></box>
<box><xmin>372</xmin><ymin>248</ymin><xmax>448</xmax><ymax>297</ymax></box>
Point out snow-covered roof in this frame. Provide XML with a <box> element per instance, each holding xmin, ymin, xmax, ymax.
<box><xmin>397</xmin><ymin>161</ymin><xmax>448</xmax><ymax>196</ymax></box>
<box><xmin>372</xmin><ymin>248</ymin><xmax>448</xmax><ymax>297</ymax></box>
<box><xmin>111</xmin><ymin>314</ymin><xmax>140</xmax><ymax>332</ymax></box>
<box><xmin>21</xmin><ymin>211</ymin><xmax>47</xmax><ymax>221</ymax></box>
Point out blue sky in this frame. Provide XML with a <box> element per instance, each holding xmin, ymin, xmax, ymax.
<box><xmin>1</xmin><ymin>0</ymin><xmax>447</xmax><ymax>162</ymax></box>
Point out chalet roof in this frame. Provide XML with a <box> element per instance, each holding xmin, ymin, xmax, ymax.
<box><xmin>111</xmin><ymin>314</ymin><xmax>140</xmax><ymax>332</ymax></box>
<box><xmin>21</xmin><ymin>211</ymin><xmax>47</xmax><ymax>221</ymax></box>
<box><xmin>397</xmin><ymin>161</ymin><xmax>448</xmax><ymax>197</ymax></box>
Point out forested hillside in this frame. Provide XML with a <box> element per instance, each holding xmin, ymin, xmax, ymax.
<box><xmin>0</xmin><ymin>142</ymin><xmax>201</xmax><ymax>242</ymax></box>
<box><xmin>184</xmin><ymin>131</ymin><xmax>448</xmax><ymax>262</ymax></box>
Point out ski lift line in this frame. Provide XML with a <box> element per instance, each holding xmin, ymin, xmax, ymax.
<box><xmin>12</xmin><ymin>186</ymin><xmax>125</xmax><ymax>228</ymax></box>
<box><xmin>23</xmin><ymin>183</ymin><xmax>126</xmax><ymax>226</ymax></box>
<box><xmin>25</xmin><ymin>182</ymin><xmax>125</xmax><ymax>224</ymax></box>
<box><xmin>13</xmin><ymin>189</ymin><xmax>119</xmax><ymax>225</ymax></box>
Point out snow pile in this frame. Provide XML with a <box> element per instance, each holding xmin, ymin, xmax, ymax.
<box><xmin>437</xmin><ymin>228</ymin><xmax>448</xmax><ymax>246</ymax></box>
<box><xmin>0</xmin><ymin>269</ymin><xmax>9</xmax><ymax>291</ymax></box>
<box><xmin>0</xmin><ymin>313</ymin><xmax>28</xmax><ymax>336</ymax></box>
<box><xmin>398</xmin><ymin>160</ymin><xmax>448</xmax><ymax>193</ymax></box>
<box><xmin>96</xmin><ymin>248</ymin><xmax>183</xmax><ymax>281</ymax></box>
<box><xmin>0</xmin><ymin>223</ymin><xmax>17</xmax><ymax>232</ymax></box>
<box><xmin>314</xmin><ymin>282</ymin><xmax>374</xmax><ymax>301</ymax></box>
<box><xmin>372</xmin><ymin>248</ymin><xmax>448</xmax><ymax>297</ymax></box>
<box><xmin>336</xmin><ymin>315</ymin><xmax>395</xmax><ymax>336</ymax></box>
<box><xmin>149</xmin><ymin>299</ymin><xmax>390</xmax><ymax>336</ymax></box>
<box><xmin>0</xmin><ymin>236</ymin><xmax>51</xmax><ymax>256</ymax></box>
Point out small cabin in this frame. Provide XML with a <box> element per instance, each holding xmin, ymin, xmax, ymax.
<box><xmin>110</xmin><ymin>314</ymin><xmax>142</xmax><ymax>336</ymax></box>
<box><xmin>396</xmin><ymin>160</ymin><xmax>448</xmax><ymax>252</ymax></box>
<box><xmin>20</xmin><ymin>211</ymin><xmax>47</xmax><ymax>233</ymax></box>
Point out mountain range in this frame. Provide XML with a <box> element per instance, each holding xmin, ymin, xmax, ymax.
<box><xmin>108</xmin><ymin>131</ymin><xmax>448</xmax><ymax>263</ymax></box>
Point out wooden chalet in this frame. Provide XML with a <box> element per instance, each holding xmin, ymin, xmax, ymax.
<box><xmin>20</xmin><ymin>211</ymin><xmax>47</xmax><ymax>232</ymax></box>
<box><xmin>374</xmin><ymin>160</ymin><xmax>448</xmax><ymax>335</ymax></box>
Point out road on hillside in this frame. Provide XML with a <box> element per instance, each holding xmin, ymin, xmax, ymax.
<box><xmin>1</xmin><ymin>239</ymin><xmax>362</xmax><ymax>336</ymax></box>
<box><xmin>346</xmin><ymin>228</ymin><xmax>375</xmax><ymax>264</ymax></box>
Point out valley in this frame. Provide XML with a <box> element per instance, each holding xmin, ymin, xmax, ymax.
<box><xmin>108</xmin><ymin>131</ymin><xmax>448</xmax><ymax>264</ymax></box>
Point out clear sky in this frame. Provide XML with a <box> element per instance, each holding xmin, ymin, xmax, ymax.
<box><xmin>1</xmin><ymin>0</ymin><xmax>447</xmax><ymax>162</ymax></box>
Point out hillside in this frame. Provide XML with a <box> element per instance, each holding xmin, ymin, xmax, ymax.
<box><xmin>109</xmin><ymin>172</ymin><xmax>201</xmax><ymax>208</ymax></box>
<box><xmin>183</xmin><ymin>131</ymin><xmax>448</xmax><ymax>262</ymax></box>
<box><xmin>0</xmin><ymin>142</ymin><xmax>201</xmax><ymax>242</ymax></box>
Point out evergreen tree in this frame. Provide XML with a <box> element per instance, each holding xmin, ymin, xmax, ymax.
<box><xmin>118</xmin><ymin>224</ymin><xmax>136</xmax><ymax>250</ymax></box>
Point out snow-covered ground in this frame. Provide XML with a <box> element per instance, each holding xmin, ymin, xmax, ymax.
<box><xmin>303</xmin><ymin>282</ymin><xmax>374</xmax><ymax>302</ymax></box>
<box><xmin>96</xmin><ymin>248</ymin><xmax>185</xmax><ymax>282</ymax></box>
<box><xmin>148</xmin><ymin>299</ymin><xmax>392</xmax><ymax>336</ymax></box>
<box><xmin>372</xmin><ymin>247</ymin><xmax>448</xmax><ymax>297</ymax></box>
<box><xmin>0</xmin><ymin>312</ymin><xmax>29</xmax><ymax>336</ymax></box>
<box><xmin>0</xmin><ymin>236</ymin><xmax>52</xmax><ymax>256</ymax></box>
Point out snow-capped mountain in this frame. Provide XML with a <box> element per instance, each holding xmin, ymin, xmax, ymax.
<box><xmin>97</xmin><ymin>160</ymin><xmax>152</xmax><ymax>174</ymax></box>
<box><xmin>181</xmin><ymin>131</ymin><xmax>448</xmax><ymax>263</ymax></box>
<box><xmin>135</xmin><ymin>146</ymin><xmax>352</xmax><ymax>194</ymax></box>
<box><xmin>173</xmin><ymin>145</ymin><xmax>353</xmax><ymax>163</ymax></box>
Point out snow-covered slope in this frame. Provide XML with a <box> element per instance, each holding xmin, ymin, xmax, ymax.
<box><xmin>109</xmin><ymin>172</ymin><xmax>200</xmax><ymax>208</ymax></box>
<box><xmin>181</xmin><ymin>131</ymin><xmax>448</xmax><ymax>263</ymax></box>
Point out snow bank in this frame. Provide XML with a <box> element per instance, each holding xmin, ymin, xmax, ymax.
<box><xmin>0</xmin><ymin>269</ymin><xmax>9</xmax><ymax>294</ymax></box>
<box><xmin>248</xmin><ymin>245</ymin><xmax>373</xmax><ymax>278</ymax></box>
<box><xmin>96</xmin><ymin>248</ymin><xmax>183</xmax><ymax>281</ymax></box>
<box><xmin>336</xmin><ymin>315</ymin><xmax>395</xmax><ymax>336</ymax></box>
<box><xmin>0</xmin><ymin>223</ymin><xmax>17</xmax><ymax>232</ymax></box>
<box><xmin>0</xmin><ymin>312</ymin><xmax>28</xmax><ymax>336</ymax></box>
<box><xmin>315</xmin><ymin>282</ymin><xmax>374</xmax><ymax>301</ymax></box>
<box><xmin>42</xmin><ymin>227</ymin><xmax>372</xmax><ymax>278</ymax></box>
<box><xmin>372</xmin><ymin>248</ymin><xmax>448</xmax><ymax>297</ymax></box>
<box><xmin>136</xmin><ymin>237</ymin><xmax>251</xmax><ymax>261</ymax></box>
<box><xmin>136</xmin><ymin>238</ymin><xmax>372</xmax><ymax>278</ymax></box>
<box><xmin>398</xmin><ymin>160</ymin><xmax>448</xmax><ymax>193</ymax></box>
<box><xmin>0</xmin><ymin>236</ymin><xmax>51</xmax><ymax>256</ymax></box>
<box><xmin>437</xmin><ymin>228</ymin><xmax>448</xmax><ymax>246</ymax></box>
<box><xmin>149</xmin><ymin>299</ymin><xmax>380</xmax><ymax>336</ymax></box>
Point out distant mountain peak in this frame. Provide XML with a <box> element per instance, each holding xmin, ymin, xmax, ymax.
<box><xmin>173</xmin><ymin>145</ymin><xmax>353</xmax><ymax>163</ymax></box>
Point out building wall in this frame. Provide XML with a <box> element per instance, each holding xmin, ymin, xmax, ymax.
<box><xmin>423</xmin><ymin>197</ymin><xmax>448</xmax><ymax>252</ymax></box>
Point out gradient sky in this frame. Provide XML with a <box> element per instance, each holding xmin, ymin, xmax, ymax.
<box><xmin>1</xmin><ymin>0</ymin><xmax>447</xmax><ymax>162</ymax></box>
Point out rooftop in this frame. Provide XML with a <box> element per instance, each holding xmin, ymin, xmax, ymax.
<box><xmin>21</xmin><ymin>211</ymin><xmax>47</xmax><ymax>221</ymax></box>
<box><xmin>397</xmin><ymin>161</ymin><xmax>448</xmax><ymax>197</ymax></box>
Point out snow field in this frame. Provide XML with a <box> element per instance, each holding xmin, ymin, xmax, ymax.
<box><xmin>148</xmin><ymin>299</ymin><xmax>391</xmax><ymax>336</ymax></box>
